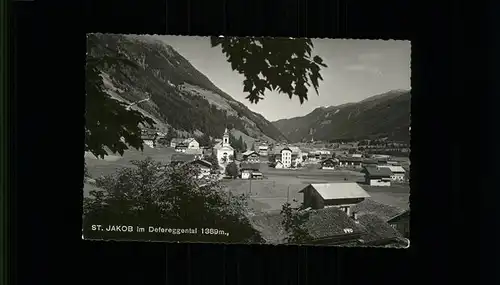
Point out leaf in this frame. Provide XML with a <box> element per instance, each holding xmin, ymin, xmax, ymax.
<box><xmin>215</xmin><ymin>37</ymin><xmax>327</xmax><ymax>104</ymax></box>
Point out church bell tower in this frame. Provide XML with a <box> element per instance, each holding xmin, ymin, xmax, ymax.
<box><xmin>223</xmin><ymin>128</ymin><xmax>230</xmax><ymax>146</ymax></box>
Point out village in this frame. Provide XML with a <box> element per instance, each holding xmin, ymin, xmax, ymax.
<box><xmin>137</xmin><ymin>127</ymin><xmax>411</xmax><ymax>247</ymax></box>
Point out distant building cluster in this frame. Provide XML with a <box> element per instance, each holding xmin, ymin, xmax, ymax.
<box><xmin>141</xmin><ymin>126</ymin><xmax>409</xmax><ymax>186</ymax></box>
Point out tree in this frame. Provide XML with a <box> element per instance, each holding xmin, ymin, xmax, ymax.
<box><xmin>225</xmin><ymin>162</ymin><xmax>239</xmax><ymax>179</ymax></box>
<box><xmin>197</xmin><ymin>133</ymin><xmax>211</xmax><ymax>147</ymax></box>
<box><xmin>251</xmin><ymin>143</ymin><xmax>256</xmax><ymax>151</ymax></box>
<box><xmin>237</xmin><ymin>136</ymin><xmax>244</xmax><ymax>151</ymax></box>
<box><xmin>206</xmin><ymin>152</ymin><xmax>220</xmax><ymax>171</ymax></box>
<box><xmin>82</xmin><ymin>159</ymin><xmax>263</xmax><ymax>243</ymax></box>
<box><xmin>86</xmin><ymin>36</ymin><xmax>155</xmax><ymax>159</ymax></box>
<box><xmin>243</xmin><ymin>141</ymin><xmax>248</xmax><ymax>151</ymax></box>
<box><xmin>212</xmin><ymin>37</ymin><xmax>327</xmax><ymax>104</ymax></box>
<box><xmin>280</xmin><ymin>202</ymin><xmax>312</xmax><ymax>244</ymax></box>
<box><xmin>164</xmin><ymin>125</ymin><xmax>176</xmax><ymax>144</ymax></box>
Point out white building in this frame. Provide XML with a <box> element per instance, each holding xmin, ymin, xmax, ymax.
<box><xmin>213</xmin><ymin>128</ymin><xmax>235</xmax><ymax>166</ymax></box>
<box><xmin>241</xmin><ymin>170</ymin><xmax>252</xmax><ymax>179</ymax></box>
<box><xmin>258</xmin><ymin>145</ymin><xmax>269</xmax><ymax>156</ymax></box>
<box><xmin>184</xmin><ymin>138</ymin><xmax>200</xmax><ymax>150</ymax></box>
<box><xmin>379</xmin><ymin>165</ymin><xmax>406</xmax><ymax>181</ymax></box>
<box><xmin>363</xmin><ymin>167</ymin><xmax>392</xmax><ymax>186</ymax></box>
<box><xmin>280</xmin><ymin>147</ymin><xmax>292</xmax><ymax>168</ymax></box>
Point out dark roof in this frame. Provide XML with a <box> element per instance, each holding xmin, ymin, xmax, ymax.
<box><xmin>363</xmin><ymin>166</ymin><xmax>392</xmax><ymax>177</ymax></box>
<box><xmin>321</xmin><ymin>158</ymin><xmax>337</xmax><ymax>165</ymax></box>
<box><xmin>304</xmin><ymin>207</ymin><xmax>364</xmax><ymax>240</ymax></box>
<box><xmin>170</xmin><ymin>153</ymin><xmax>196</xmax><ymax>162</ymax></box>
<box><xmin>250</xmin><ymin>207</ymin><xmax>364</xmax><ymax>244</ymax></box>
<box><xmin>388</xmin><ymin>209</ymin><xmax>410</xmax><ymax>223</ymax></box>
<box><xmin>351</xmin><ymin>199</ymin><xmax>405</xmax><ymax>221</ymax></box>
<box><xmin>362</xmin><ymin>159</ymin><xmax>378</xmax><ymax>164</ymax></box>
<box><xmin>281</xmin><ymin>147</ymin><xmax>292</xmax><ymax>152</ymax></box>
<box><xmin>240</xmin><ymin>163</ymin><xmax>260</xmax><ymax>170</ymax></box>
<box><xmin>189</xmin><ymin>159</ymin><xmax>212</xmax><ymax>168</ymax></box>
<box><xmin>171</xmin><ymin>138</ymin><xmax>185</xmax><ymax>143</ymax></box>
<box><xmin>242</xmin><ymin>151</ymin><xmax>259</xmax><ymax>157</ymax></box>
<box><xmin>356</xmin><ymin>214</ymin><xmax>405</xmax><ymax>245</ymax></box>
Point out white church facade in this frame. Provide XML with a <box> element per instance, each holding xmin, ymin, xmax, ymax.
<box><xmin>213</xmin><ymin>128</ymin><xmax>235</xmax><ymax>167</ymax></box>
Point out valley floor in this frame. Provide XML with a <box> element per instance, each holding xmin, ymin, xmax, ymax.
<box><xmin>221</xmin><ymin>163</ymin><xmax>410</xmax><ymax>213</ymax></box>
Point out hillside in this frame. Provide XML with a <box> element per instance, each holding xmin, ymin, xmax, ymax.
<box><xmin>272</xmin><ymin>90</ymin><xmax>411</xmax><ymax>143</ymax></box>
<box><xmin>86</xmin><ymin>33</ymin><xmax>287</xmax><ymax>143</ymax></box>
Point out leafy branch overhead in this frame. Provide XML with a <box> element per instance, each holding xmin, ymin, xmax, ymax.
<box><xmin>85</xmin><ymin>36</ymin><xmax>155</xmax><ymax>159</ymax></box>
<box><xmin>211</xmin><ymin>37</ymin><xmax>327</xmax><ymax>104</ymax></box>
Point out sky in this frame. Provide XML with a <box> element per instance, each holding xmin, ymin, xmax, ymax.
<box><xmin>155</xmin><ymin>35</ymin><xmax>411</xmax><ymax>122</ymax></box>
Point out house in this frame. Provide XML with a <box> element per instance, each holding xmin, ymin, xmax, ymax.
<box><xmin>258</xmin><ymin>145</ymin><xmax>269</xmax><ymax>156</ymax></box>
<box><xmin>320</xmin><ymin>158</ymin><xmax>338</xmax><ymax>170</ymax></box>
<box><xmin>170</xmin><ymin>153</ymin><xmax>196</xmax><ymax>165</ymax></box>
<box><xmin>354</xmin><ymin>213</ymin><xmax>409</xmax><ymax>247</ymax></box>
<box><xmin>274</xmin><ymin>161</ymin><xmax>284</xmax><ymax>169</ymax></box>
<box><xmin>338</xmin><ymin>156</ymin><xmax>363</xmax><ymax>168</ymax></box>
<box><xmin>242</xmin><ymin>150</ymin><xmax>260</xmax><ymax>163</ymax></box>
<box><xmin>378</xmin><ymin>165</ymin><xmax>406</xmax><ymax>181</ymax></box>
<box><xmin>249</xmin><ymin>207</ymin><xmax>365</xmax><ymax>245</ymax></box>
<box><xmin>184</xmin><ymin>138</ymin><xmax>200</xmax><ymax>150</ymax></box>
<box><xmin>289</xmin><ymin>146</ymin><xmax>304</xmax><ymax>163</ymax></box>
<box><xmin>170</xmin><ymin>138</ymin><xmax>185</xmax><ymax>148</ymax></box>
<box><xmin>280</xmin><ymin>147</ymin><xmax>292</xmax><ymax>168</ymax></box>
<box><xmin>299</xmin><ymin>183</ymin><xmax>371</xmax><ymax>215</ymax></box>
<box><xmin>362</xmin><ymin>166</ymin><xmax>392</xmax><ymax>186</ymax></box>
<box><xmin>170</xmin><ymin>138</ymin><xmax>200</xmax><ymax>150</ymax></box>
<box><xmin>273</xmin><ymin>146</ymin><xmax>303</xmax><ymax>165</ymax></box>
<box><xmin>302</xmin><ymin>207</ymin><xmax>365</xmax><ymax>245</ymax></box>
<box><xmin>361</xmin><ymin>159</ymin><xmax>379</xmax><ymax>167</ymax></box>
<box><xmin>213</xmin><ymin>128</ymin><xmax>235</xmax><ymax>166</ymax></box>
<box><xmin>387</xmin><ymin>210</ymin><xmax>410</xmax><ymax>238</ymax></box>
<box><xmin>188</xmin><ymin>159</ymin><xmax>212</xmax><ymax>178</ymax></box>
<box><xmin>141</xmin><ymin>134</ymin><xmax>158</xmax><ymax>148</ymax></box>
<box><xmin>351</xmin><ymin>199</ymin><xmax>404</xmax><ymax>221</ymax></box>
<box><xmin>240</xmin><ymin>163</ymin><xmax>261</xmax><ymax>179</ymax></box>
<box><xmin>175</xmin><ymin>144</ymin><xmax>188</xmax><ymax>153</ymax></box>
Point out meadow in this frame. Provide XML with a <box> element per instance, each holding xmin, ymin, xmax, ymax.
<box><xmin>223</xmin><ymin>163</ymin><xmax>410</xmax><ymax>213</ymax></box>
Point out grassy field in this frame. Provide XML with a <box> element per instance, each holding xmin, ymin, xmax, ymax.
<box><xmin>85</xmin><ymin>145</ymin><xmax>177</xmax><ymax>178</ymax></box>
<box><xmin>85</xmin><ymin>150</ymin><xmax>410</xmax><ymax>212</ymax></box>
<box><xmin>223</xmin><ymin>164</ymin><xmax>410</xmax><ymax>213</ymax></box>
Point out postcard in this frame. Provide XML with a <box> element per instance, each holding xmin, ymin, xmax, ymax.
<box><xmin>83</xmin><ymin>34</ymin><xmax>411</xmax><ymax>248</ymax></box>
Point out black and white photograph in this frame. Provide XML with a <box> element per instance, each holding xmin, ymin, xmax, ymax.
<box><xmin>83</xmin><ymin>34</ymin><xmax>411</xmax><ymax>248</ymax></box>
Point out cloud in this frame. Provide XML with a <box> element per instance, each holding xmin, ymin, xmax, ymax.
<box><xmin>345</xmin><ymin>64</ymin><xmax>383</xmax><ymax>75</ymax></box>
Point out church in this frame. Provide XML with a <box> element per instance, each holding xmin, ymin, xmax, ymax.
<box><xmin>213</xmin><ymin>128</ymin><xmax>235</xmax><ymax>166</ymax></box>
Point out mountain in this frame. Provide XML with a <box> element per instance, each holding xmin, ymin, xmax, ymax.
<box><xmin>86</xmin><ymin>33</ymin><xmax>287</xmax><ymax>144</ymax></box>
<box><xmin>272</xmin><ymin>90</ymin><xmax>411</xmax><ymax>143</ymax></box>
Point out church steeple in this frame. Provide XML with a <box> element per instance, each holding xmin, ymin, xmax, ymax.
<box><xmin>223</xmin><ymin>128</ymin><xmax>230</xmax><ymax>146</ymax></box>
